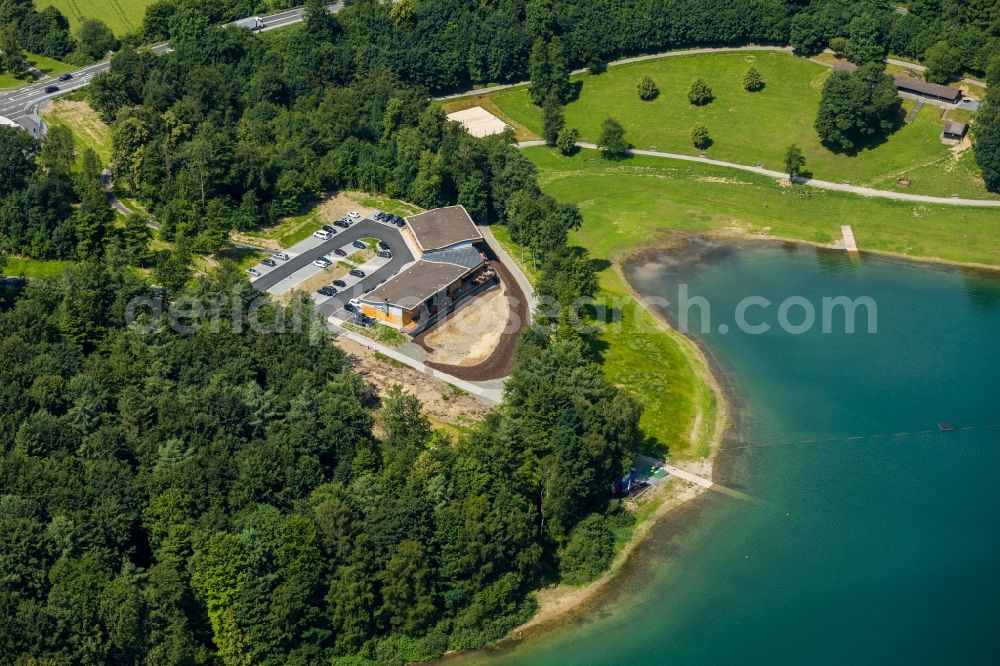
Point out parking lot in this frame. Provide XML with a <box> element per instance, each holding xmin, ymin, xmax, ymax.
<box><xmin>249</xmin><ymin>215</ymin><xmax>415</xmax><ymax>319</ymax></box>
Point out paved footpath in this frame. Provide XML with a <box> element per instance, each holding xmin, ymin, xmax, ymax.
<box><xmin>479</xmin><ymin>225</ymin><xmax>537</xmax><ymax>319</ymax></box>
<box><xmin>329</xmin><ymin>323</ymin><xmax>504</xmax><ymax>405</ymax></box>
<box><xmin>517</xmin><ymin>141</ymin><xmax>1000</xmax><ymax>208</ymax></box>
<box><xmin>437</xmin><ymin>46</ymin><xmax>988</xmax><ymax>101</ymax></box>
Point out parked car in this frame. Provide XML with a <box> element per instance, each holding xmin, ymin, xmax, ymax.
<box><xmin>274</xmin><ymin>252</ymin><xmax>289</xmax><ymax>261</ymax></box>
<box><xmin>349</xmin><ymin>298</ymin><xmax>362</xmax><ymax>309</ymax></box>
<box><xmin>313</xmin><ymin>230</ymin><xmax>332</xmax><ymax>240</ymax></box>
<box><xmin>312</xmin><ymin>257</ymin><xmax>332</xmax><ymax>268</ymax></box>
<box><xmin>44</xmin><ymin>85</ymin><xmax>59</xmax><ymax>93</ymax></box>
<box><xmin>392</xmin><ymin>216</ymin><xmax>406</xmax><ymax>227</ymax></box>
<box><xmin>344</xmin><ymin>302</ymin><xmax>358</xmax><ymax>313</ymax></box>
<box><xmin>348</xmin><ymin>211</ymin><xmax>360</xmax><ymax>218</ymax></box>
<box><xmin>372</xmin><ymin>210</ymin><xmax>387</xmax><ymax>220</ymax></box>
<box><xmin>332</xmin><ymin>279</ymin><xmax>347</xmax><ymax>288</ymax></box>
<box><xmin>349</xmin><ymin>269</ymin><xmax>366</xmax><ymax>278</ymax></box>
<box><xmin>352</xmin><ymin>240</ymin><xmax>367</xmax><ymax>249</ymax></box>
<box><xmin>317</xmin><ymin>286</ymin><xmax>336</xmax><ymax>297</ymax></box>
<box><xmin>58</xmin><ymin>73</ymin><xmax>72</xmax><ymax>81</ymax></box>
<box><xmin>326</xmin><ymin>285</ymin><xmax>339</xmax><ymax>295</ymax></box>
<box><xmin>377</xmin><ymin>250</ymin><xmax>392</xmax><ymax>259</ymax></box>
<box><xmin>334</xmin><ymin>219</ymin><xmax>350</xmax><ymax>229</ymax></box>
<box><xmin>333</xmin><ymin>248</ymin><xmax>347</xmax><ymax>257</ymax></box>
<box><xmin>322</xmin><ymin>225</ymin><xmax>336</xmax><ymax>233</ymax></box>
<box><xmin>261</xmin><ymin>258</ymin><xmax>276</xmax><ymax>267</ymax></box>
<box><xmin>246</xmin><ymin>268</ymin><xmax>260</xmax><ymax>277</ymax></box>
<box><xmin>378</xmin><ymin>241</ymin><xmax>390</xmax><ymax>250</ymax></box>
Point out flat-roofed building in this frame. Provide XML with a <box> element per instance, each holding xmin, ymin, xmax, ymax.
<box><xmin>357</xmin><ymin>206</ymin><xmax>489</xmax><ymax>330</ymax></box>
<box><xmin>404</xmin><ymin>205</ymin><xmax>484</xmax><ymax>255</ymax></box>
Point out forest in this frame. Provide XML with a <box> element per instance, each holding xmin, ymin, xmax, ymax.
<box><xmin>0</xmin><ymin>232</ymin><xmax>639</xmax><ymax>664</ymax></box>
<box><xmin>3</xmin><ymin>0</ymin><xmax>998</xmax><ymax>263</ymax></box>
<box><xmin>1</xmin><ymin>1</ymin><xmax>998</xmax><ymax>663</ymax></box>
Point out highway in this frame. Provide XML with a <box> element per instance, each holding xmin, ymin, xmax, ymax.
<box><xmin>0</xmin><ymin>3</ymin><xmax>342</xmax><ymax>134</ymax></box>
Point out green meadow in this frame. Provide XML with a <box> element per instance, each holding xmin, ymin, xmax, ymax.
<box><xmin>40</xmin><ymin>0</ymin><xmax>153</xmax><ymax>36</ymax></box>
<box><xmin>487</xmin><ymin>51</ymin><xmax>995</xmax><ymax>200</ymax></box>
<box><xmin>0</xmin><ymin>52</ymin><xmax>74</xmax><ymax>89</ymax></box>
<box><xmin>525</xmin><ymin>146</ymin><xmax>1000</xmax><ymax>267</ymax></box>
<box><xmin>491</xmin><ymin>146</ymin><xmax>1000</xmax><ymax>457</ymax></box>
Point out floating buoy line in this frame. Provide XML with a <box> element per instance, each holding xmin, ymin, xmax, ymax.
<box><xmin>728</xmin><ymin>423</ymin><xmax>1000</xmax><ymax>452</ymax></box>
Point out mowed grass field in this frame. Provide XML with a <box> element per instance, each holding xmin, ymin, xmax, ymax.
<box><xmin>525</xmin><ymin>146</ymin><xmax>1000</xmax><ymax>267</ymax></box>
<box><xmin>0</xmin><ymin>52</ymin><xmax>75</xmax><ymax>89</ymax></box>
<box><xmin>487</xmin><ymin>51</ymin><xmax>996</xmax><ymax>200</ymax></box>
<box><xmin>492</xmin><ymin>222</ymin><xmax>718</xmax><ymax>461</ymax></box>
<box><xmin>496</xmin><ymin>146</ymin><xmax>1000</xmax><ymax>456</ymax></box>
<box><xmin>40</xmin><ymin>0</ymin><xmax>153</xmax><ymax>36</ymax></box>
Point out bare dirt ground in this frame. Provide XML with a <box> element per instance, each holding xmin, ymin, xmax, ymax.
<box><xmin>417</xmin><ymin>258</ymin><xmax>529</xmax><ymax>381</ymax></box>
<box><xmin>424</xmin><ymin>285</ymin><xmax>509</xmax><ymax>366</ymax></box>
<box><xmin>338</xmin><ymin>337</ymin><xmax>491</xmax><ymax>425</ymax></box>
<box><xmin>231</xmin><ymin>191</ymin><xmax>379</xmax><ymax>250</ymax></box>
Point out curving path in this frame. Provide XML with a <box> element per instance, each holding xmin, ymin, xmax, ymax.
<box><xmin>517</xmin><ymin>141</ymin><xmax>1000</xmax><ymax>208</ymax></box>
<box><xmin>436</xmin><ymin>46</ymin><xmax>798</xmax><ymax>100</ymax></box>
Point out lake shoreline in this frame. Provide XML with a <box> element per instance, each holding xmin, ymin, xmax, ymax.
<box><xmin>438</xmin><ymin>236</ymin><xmax>741</xmax><ymax>663</ymax></box>
<box><xmin>440</xmin><ymin>230</ymin><xmax>998</xmax><ymax>664</ymax></box>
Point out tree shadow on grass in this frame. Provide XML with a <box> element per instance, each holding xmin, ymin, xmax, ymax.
<box><xmin>590</xmin><ymin>257</ymin><xmax>611</xmax><ymax>273</ymax></box>
<box><xmin>566</xmin><ymin>79</ymin><xmax>584</xmax><ymax>104</ymax></box>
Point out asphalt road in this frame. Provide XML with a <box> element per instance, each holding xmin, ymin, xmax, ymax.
<box><xmin>250</xmin><ymin>218</ymin><xmax>414</xmax><ymax>316</ymax></box>
<box><xmin>0</xmin><ymin>3</ymin><xmax>343</xmax><ymax>134</ymax></box>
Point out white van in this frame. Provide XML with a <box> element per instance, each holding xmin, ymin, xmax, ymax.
<box><xmin>313</xmin><ymin>229</ymin><xmax>332</xmax><ymax>240</ymax></box>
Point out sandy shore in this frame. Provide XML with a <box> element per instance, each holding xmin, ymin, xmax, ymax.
<box><xmin>439</xmin><ymin>228</ymin><xmax>998</xmax><ymax>663</ymax></box>
<box><xmin>435</xmin><ymin>241</ymin><xmax>736</xmax><ymax>662</ymax></box>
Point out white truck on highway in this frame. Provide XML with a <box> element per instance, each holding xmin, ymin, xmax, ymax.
<box><xmin>233</xmin><ymin>16</ymin><xmax>265</xmax><ymax>31</ymax></box>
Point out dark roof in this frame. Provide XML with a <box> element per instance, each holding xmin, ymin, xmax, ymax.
<box><xmin>405</xmin><ymin>206</ymin><xmax>483</xmax><ymax>252</ymax></box>
<box><xmin>422</xmin><ymin>245</ymin><xmax>484</xmax><ymax>270</ymax></box>
<box><xmin>893</xmin><ymin>76</ymin><xmax>961</xmax><ymax>101</ymax></box>
<box><xmin>831</xmin><ymin>61</ymin><xmax>858</xmax><ymax>73</ymax></box>
<box><xmin>943</xmin><ymin>121</ymin><xmax>968</xmax><ymax>136</ymax></box>
<box><xmin>359</xmin><ymin>260</ymin><xmax>473</xmax><ymax>309</ymax></box>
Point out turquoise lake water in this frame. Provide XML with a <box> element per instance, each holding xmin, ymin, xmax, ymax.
<box><xmin>459</xmin><ymin>243</ymin><xmax>1000</xmax><ymax>665</ymax></box>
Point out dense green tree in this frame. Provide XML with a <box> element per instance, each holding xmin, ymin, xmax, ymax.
<box><xmin>690</xmin><ymin>122</ymin><xmax>711</xmax><ymax>149</ymax></box>
<box><xmin>743</xmin><ymin>66</ymin><xmax>765</xmax><ymax>92</ymax></box>
<box><xmin>559</xmin><ymin>513</ymin><xmax>617</xmax><ymax>584</ymax></box>
<box><xmin>923</xmin><ymin>41</ymin><xmax>962</xmax><ymax>83</ymax></box>
<box><xmin>38</xmin><ymin>125</ymin><xmax>75</xmax><ymax>176</ymax></box>
<box><xmin>556</xmin><ymin>126</ymin><xmax>579</xmax><ymax>155</ymax></box>
<box><xmin>379</xmin><ymin>540</ymin><xmax>437</xmax><ymax>636</ymax></box>
<box><xmin>527</xmin><ymin>37</ymin><xmax>550</xmax><ymax>106</ymax></box>
<box><xmin>597</xmin><ymin>117</ymin><xmax>628</xmax><ymax>158</ymax></box>
<box><xmin>541</xmin><ymin>92</ymin><xmax>564</xmax><ymax>145</ymax></box>
<box><xmin>637</xmin><ymin>74</ymin><xmax>659</xmax><ymax>100</ymax></box>
<box><xmin>814</xmin><ymin>64</ymin><xmax>901</xmax><ymax>153</ymax></box>
<box><xmin>1</xmin><ymin>24</ymin><xmax>28</xmax><ymax>77</ymax></box>
<box><xmin>973</xmin><ymin>55</ymin><xmax>1000</xmax><ymax>192</ymax></box>
<box><xmin>528</xmin><ymin>36</ymin><xmax>570</xmax><ymax>106</ymax></box>
<box><xmin>536</xmin><ymin>247</ymin><xmax>598</xmax><ymax>307</ymax></box>
<box><xmin>111</xmin><ymin>115</ymin><xmax>151</xmax><ymax>192</ymax></box>
<box><xmin>974</xmin><ymin>118</ymin><xmax>1000</xmax><ymax>192</ymax></box>
<box><xmin>687</xmin><ymin>77</ymin><xmax>714</xmax><ymax>105</ymax></box>
<box><xmin>142</xmin><ymin>0</ymin><xmax>177</xmax><ymax>41</ymax></box>
<box><xmin>845</xmin><ymin>12</ymin><xmax>886</xmax><ymax>66</ymax></box>
<box><xmin>87</xmin><ymin>71</ymin><xmax>131</xmax><ymax>123</ymax></box>
<box><xmin>784</xmin><ymin>143</ymin><xmax>807</xmax><ymax>178</ymax></box>
<box><xmin>0</xmin><ymin>126</ymin><xmax>38</xmax><ymax>198</ymax></box>
<box><xmin>75</xmin><ymin>18</ymin><xmax>119</xmax><ymax>63</ymax></box>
